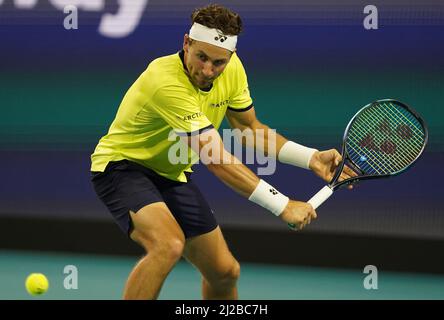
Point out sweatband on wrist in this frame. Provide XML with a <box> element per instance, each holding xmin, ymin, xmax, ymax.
<box><xmin>278</xmin><ymin>141</ymin><xmax>318</xmax><ymax>170</ymax></box>
<box><xmin>189</xmin><ymin>23</ymin><xmax>237</xmax><ymax>52</ymax></box>
<box><xmin>248</xmin><ymin>179</ymin><xmax>289</xmax><ymax>216</ymax></box>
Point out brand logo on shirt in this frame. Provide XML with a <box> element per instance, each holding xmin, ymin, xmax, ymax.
<box><xmin>178</xmin><ymin>112</ymin><xmax>204</xmax><ymax>121</ymax></box>
<box><xmin>210</xmin><ymin>99</ymin><xmax>229</xmax><ymax>108</ymax></box>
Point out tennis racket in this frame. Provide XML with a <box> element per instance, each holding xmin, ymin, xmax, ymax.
<box><xmin>289</xmin><ymin>99</ymin><xmax>428</xmax><ymax>229</ymax></box>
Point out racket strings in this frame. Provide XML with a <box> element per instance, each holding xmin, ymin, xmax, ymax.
<box><xmin>376</xmin><ymin>102</ymin><xmax>425</xmax><ymax>151</ymax></box>
<box><xmin>383</xmin><ymin>102</ymin><xmax>425</xmax><ymax>147</ymax></box>
<box><xmin>346</xmin><ymin>101</ymin><xmax>426</xmax><ymax>175</ymax></box>
<box><xmin>350</xmin><ymin>112</ymin><xmax>422</xmax><ymax>172</ymax></box>
<box><xmin>371</xmin><ymin>104</ymin><xmax>423</xmax><ymax>164</ymax></box>
<box><xmin>356</xmin><ymin>111</ymin><xmax>418</xmax><ymax>166</ymax></box>
<box><xmin>350</xmin><ymin>114</ymin><xmax>408</xmax><ymax>173</ymax></box>
<box><xmin>350</xmin><ymin>103</ymin><xmax>425</xmax><ymax>172</ymax></box>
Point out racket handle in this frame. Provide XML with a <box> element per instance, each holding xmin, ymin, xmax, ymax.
<box><xmin>288</xmin><ymin>186</ymin><xmax>333</xmax><ymax>230</ymax></box>
<box><xmin>307</xmin><ymin>185</ymin><xmax>334</xmax><ymax>210</ymax></box>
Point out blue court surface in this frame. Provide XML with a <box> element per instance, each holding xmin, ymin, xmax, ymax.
<box><xmin>1</xmin><ymin>250</ymin><xmax>443</xmax><ymax>300</ymax></box>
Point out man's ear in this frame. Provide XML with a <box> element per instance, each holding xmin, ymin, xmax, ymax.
<box><xmin>183</xmin><ymin>34</ymin><xmax>190</xmax><ymax>53</ymax></box>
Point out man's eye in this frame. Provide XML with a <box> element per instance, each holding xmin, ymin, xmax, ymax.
<box><xmin>198</xmin><ymin>54</ymin><xmax>206</xmax><ymax>61</ymax></box>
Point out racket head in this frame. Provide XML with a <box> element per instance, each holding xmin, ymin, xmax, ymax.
<box><xmin>330</xmin><ymin>99</ymin><xmax>428</xmax><ymax>190</ymax></box>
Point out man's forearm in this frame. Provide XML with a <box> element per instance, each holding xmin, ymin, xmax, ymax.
<box><xmin>184</xmin><ymin>127</ymin><xmax>293</xmax><ymax>215</ymax></box>
<box><xmin>206</xmin><ymin>149</ymin><xmax>259</xmax><ymax>198</ymax></box>
<box><xmin>242</xmin><ymin>122</ymin><xmax>318</xmax><ymax>170</ymax></box>
<box><xmin>206</xmin><ymin>149</ymin><xmax>290</xmax><ymax>217</ymax></box>
<box><xmin>240</xmin><ymin>122</ymin><xmax>288</xmax><ymax>157</ymax></box>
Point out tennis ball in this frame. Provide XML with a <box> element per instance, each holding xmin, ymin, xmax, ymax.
<box><xmin>25</xmin><ymin>273</ymin><xmax>49</xmax><ymax>296</ymax></box>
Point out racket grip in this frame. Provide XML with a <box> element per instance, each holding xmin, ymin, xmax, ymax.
<box><xmin>288</xmin><ymin>186</ymin><xmax>333</xmax><ymax>230</ymax></box>
<box><xmin>307</xmin><ymin>185</ymin><xmax>334</xmax><ymax>210</ymax></box>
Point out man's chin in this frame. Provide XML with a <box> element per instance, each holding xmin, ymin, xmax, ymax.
<box><xmin>191</xmin><ymin>75</ymin><xmax>213</xmax><ymax>88</ymax></box>
<box><xmin>198</xmin><ymin>80</ymin><xmax>212</xmax><ymax>88</ymax></box>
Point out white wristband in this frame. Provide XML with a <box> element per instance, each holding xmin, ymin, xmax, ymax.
<box><xmin>278</xmin><ymin>141</ymin><xmax>318</xmax><ymax>170</ymax></box>
<box><xmin>248</xmin><ymin>179</ymin><xmax>289</xmax><ymax>216</ymax></box>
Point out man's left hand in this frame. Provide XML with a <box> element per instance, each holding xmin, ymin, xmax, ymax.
<box><xmin>309</xmin><ymin>149</ymin><xmax>357</xmax><ymax>189</ymax></box>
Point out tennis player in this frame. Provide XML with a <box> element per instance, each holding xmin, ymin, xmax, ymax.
<box><xmin>91</xmin><ymin>4</ymin><xmax>355</xmax><ymax>300</ymax></box>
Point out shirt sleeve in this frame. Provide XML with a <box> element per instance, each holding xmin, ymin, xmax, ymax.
<box><xmin>228</xmin><ymin>54</ymin><xmax>254</xmax><ymax>112</ymax></box>
<box><xmin>149</xmin><ymin>85</ymin><xmax>213</xmax><ymax>136</ymax></box>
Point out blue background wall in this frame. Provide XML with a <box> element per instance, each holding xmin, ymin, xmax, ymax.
<box><xmin>1</xmin><ymin>0</ymin><xmax>443</xmax><ymax>239</ymax></box>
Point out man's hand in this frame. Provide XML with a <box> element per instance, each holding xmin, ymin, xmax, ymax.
<box><xmin>280</xmin><ymin>200</ymin><xmax>317</xmax><ymax>230</ymax></box>
<box><xmin>309</xmin><ymin>149</ymin><xmax>357</xmax><ymax>189</ymax></box>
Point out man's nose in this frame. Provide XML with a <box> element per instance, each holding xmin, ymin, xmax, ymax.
<box><xmin>201</xmin><ymin>61</ymin><xmax>215</xmax><ymax>78</ymax></box>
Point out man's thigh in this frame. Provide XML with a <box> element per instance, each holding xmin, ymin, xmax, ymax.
<box><xmin>129</xmin><ymin>202</ymin><xmax>185</xmax><ymax>250</ymax></box>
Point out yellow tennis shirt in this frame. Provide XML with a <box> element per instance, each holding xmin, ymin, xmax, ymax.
<box><xmin>90</xmin><ymin>51</ymin><xmax>253</xmax><ymax>182</ymax></box>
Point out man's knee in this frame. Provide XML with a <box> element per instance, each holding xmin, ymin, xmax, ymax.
<box><xmin>131</xmin><ymin>229</ymin><xmax>185</xmax><ymax>262</ymax></box>
<box><xmin>154</xmin><ymin>237</ymin><xmax>185</xmax><ymax>261</ymax></box>
<box><xmin>227</xmin><ymin>260</ymin><xmax>241</xmax><ymax>282</ymax></box>
<box><xmin>208</xmin><ymin>260</ymin><xmax>241</xmax><ymax>286</ymax></box>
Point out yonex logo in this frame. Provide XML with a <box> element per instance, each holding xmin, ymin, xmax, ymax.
<box><xmin>269</xmin><ymin>188</ymin><xmax>278</xmax><ymax>195</ymax></box>
<box><xmin>359</xmin><ymin>117</ymin><xmax>413</xmax><ymax>155</ymax></box>
<box><xmin>214</xmin><ymin>33</ymin><xmax>228</xmax><ymax>43</ymax></box>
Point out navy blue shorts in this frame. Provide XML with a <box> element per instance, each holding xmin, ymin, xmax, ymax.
<box><xmin>91</xmin><ymin>160</ymin><xmax>218</xmax><ymax>238</ymax></box>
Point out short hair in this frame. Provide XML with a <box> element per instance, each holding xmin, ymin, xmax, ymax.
<box><xmin>191</xmin><ymin>4</ymin><xmax>243</xmax><ymax>36</ymax></box>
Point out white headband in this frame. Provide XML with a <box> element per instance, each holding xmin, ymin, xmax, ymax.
<box><xmin>189</xmin><ymin>23</ymin><xmax>237</xmax><ymax>52</ymax></box>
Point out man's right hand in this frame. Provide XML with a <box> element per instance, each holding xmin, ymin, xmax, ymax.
<box><xmin>280</xmin><ymin>200</ymin><xmax>317</xmax><ymax>230</ymax></box>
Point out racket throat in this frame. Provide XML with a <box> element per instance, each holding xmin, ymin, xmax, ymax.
<box><xmin>345</xmin><ymin>159</ymin><xmax>365</xmax><ymax>176</ymax></box>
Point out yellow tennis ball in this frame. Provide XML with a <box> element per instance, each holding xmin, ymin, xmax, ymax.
<box><xmin>25</xmin><ymin>273</ymin><xmax>49</xmax><ymax>296</ymax></box>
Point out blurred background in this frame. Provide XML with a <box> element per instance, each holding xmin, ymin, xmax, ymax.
<box><xmin>1</xmin><ymin>0</ymin><xmax>443</xmax><ymax>299</ymax></box>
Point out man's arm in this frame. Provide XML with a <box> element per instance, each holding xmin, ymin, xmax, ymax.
<box><xmin>180</xmin><ymin>128</ymin><xmax>317</xmax><ymax>229</ymax></box>
<box><xmin>226</xmin><ymin>107</ymin><xmax>357</xmax><ymax>185</ymax></box>
<box><xmin>225</xmin><ymin>107</ymin><xmax>288</xmax><ymax>158</ymax></box>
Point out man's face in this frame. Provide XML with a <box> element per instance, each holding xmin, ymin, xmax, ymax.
<box><xmin>183</xmin><ymin>35</ymin><xmax>232</xmax><ymax>89</ymax></box>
